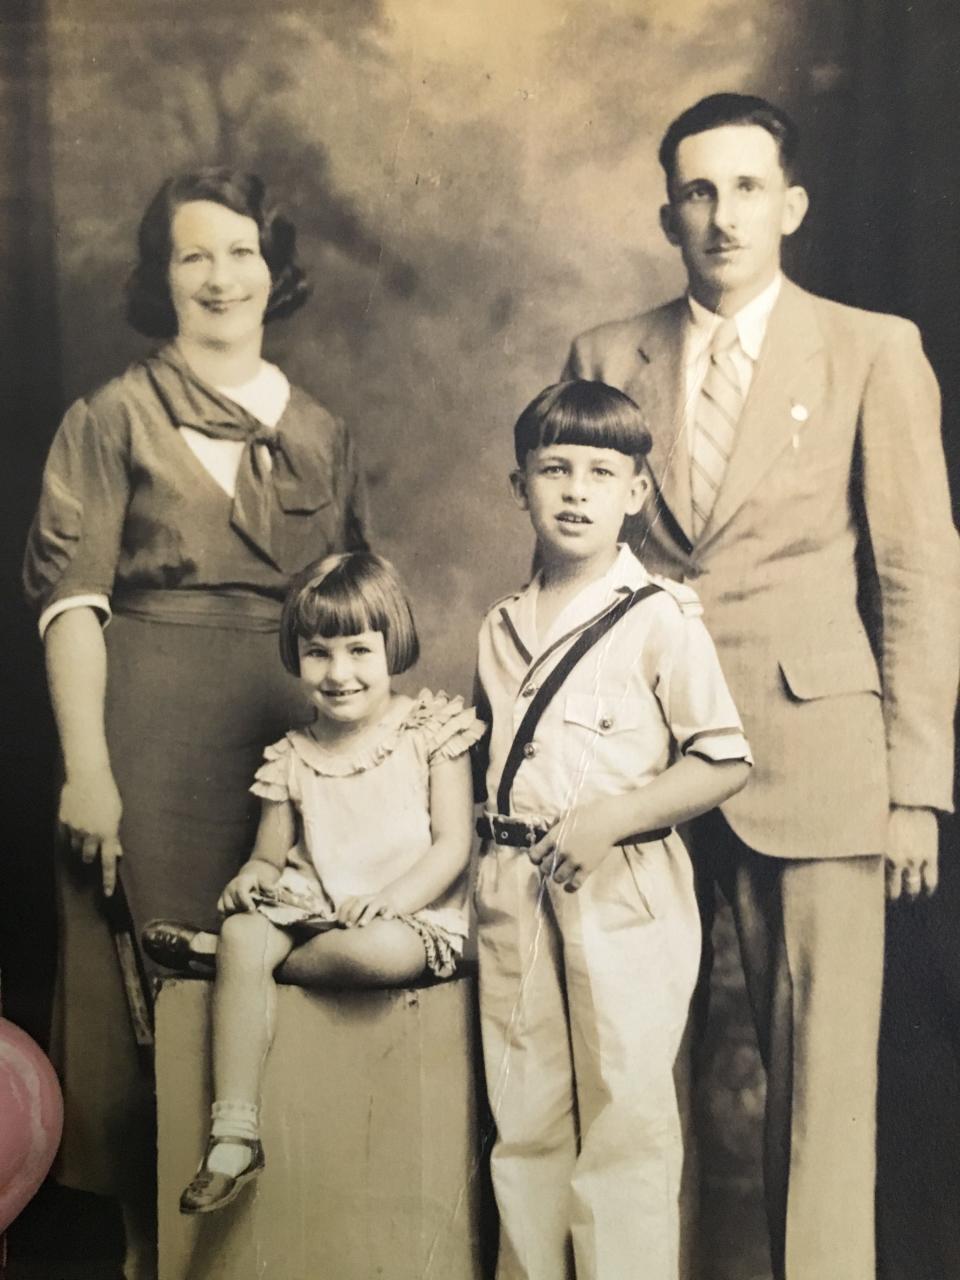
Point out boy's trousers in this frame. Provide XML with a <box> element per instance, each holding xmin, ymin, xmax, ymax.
<box><xmin>476</xmin><ymin>834</ymin><xmax>701</xmax><ymax>1280</ymax></box>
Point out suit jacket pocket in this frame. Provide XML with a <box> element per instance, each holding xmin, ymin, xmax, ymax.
<box><xmin>779</xmin><ymin>642</ymin><xmax>881</xmax><ymax>701</ymax></box>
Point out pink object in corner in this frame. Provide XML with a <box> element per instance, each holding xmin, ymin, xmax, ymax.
<box><xmin>0</xmin><ymin>1017</ymin><xmax>63</xmax><ymax>1232</ymax></box>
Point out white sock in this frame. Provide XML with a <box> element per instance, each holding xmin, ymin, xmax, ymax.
<box><xmin>206</xmin><ymin>1100</ymin><xmax>260</xmax><ymax>1178</ymax></box>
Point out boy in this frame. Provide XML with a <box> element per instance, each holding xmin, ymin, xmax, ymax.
<box><xmin>474</xmin><ymin>379</ymin><xmax>751</xmax><ymax>1280</ymax></box>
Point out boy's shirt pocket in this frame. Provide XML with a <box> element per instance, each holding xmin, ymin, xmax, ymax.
<box><xmin>560</xmin><ymin>692</ymin><xmax>670</xmax><ymax>794</ymax></box>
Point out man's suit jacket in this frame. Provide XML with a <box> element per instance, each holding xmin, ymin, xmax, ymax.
<box><xmin>564</xmin><ymin>278</ymin><xmax>960</xmax><ymax>858</ymax></box>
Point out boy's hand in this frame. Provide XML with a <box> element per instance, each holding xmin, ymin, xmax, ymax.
<box><xmin>218</xmin><ymin>860</ymin><xmax>281</xmax><ymax>915</ymax></box>
<box><xmin>528</xmin><ymin>802</ymin><xmax>619</xmax><ymax>891</ymax></box>
<box><xmin>337</xmin><ymin>894</ymin><xmax>398</xmax><ymax>927</ymax></box>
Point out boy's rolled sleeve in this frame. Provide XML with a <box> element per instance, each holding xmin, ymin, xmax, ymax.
<box><xmin>654</xmin><ymin>606</ymin><xmax>753</xmax><ymax>766</ymax></box>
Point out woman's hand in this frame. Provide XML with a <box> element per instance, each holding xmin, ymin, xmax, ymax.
<box><xmin>337</xmin><ymin>894</ymin><xmax>398</xmax><ymax>928</ymax></box>
<box><xmin>58</xmin><ymin>767</ymin><xmax>124</xmax><ymax>897</ymax></box>
<box><xmin>218</xmin><ymin>860</ymin><xmax>282</xmax><ymax>915</ymax></box>
<box><xmin>46</xmin><ymin>609</ymin><xmax>123</xmax><ymax>897</ymax></box>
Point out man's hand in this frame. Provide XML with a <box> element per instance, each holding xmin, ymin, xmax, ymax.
<box><xmin>58</xmin><ymin>766</ymin><xmax>124</xmax><ymax>897</ymax></box>
<box><xmin>885</xmin><ymin>805</ymin><xmax>939</xmax><ymax>902</ymax></box>
<box><xmin>528</xmin><ymin>803</ymin><xmax>619</xmax><ymax>891</ymax></box>
<box><xmin>337</xmin><ymin>894</ymin><xmax>398</xmax><ymax>927</ymax></box>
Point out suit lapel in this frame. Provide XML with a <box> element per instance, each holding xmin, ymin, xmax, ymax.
<box><xmin>625</xmin><ymin>299</ymin><xmax>693</xmax><ymax>541</ymax></box>
<box><xmin>699</xmin><ymin>280</ymin><xmax>824</xmax><ymax>545</ymax></box>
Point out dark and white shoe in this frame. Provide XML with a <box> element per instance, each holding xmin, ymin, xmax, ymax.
<box><xmin>179</xmin><ymin>1136</ymin><xmax>265</xmax><ymax>1214</ymax></box>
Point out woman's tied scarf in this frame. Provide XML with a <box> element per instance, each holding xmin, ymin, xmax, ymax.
<box><xmin>145</xmin><ymin>348</ymin><xmax>331</xmax><ymax>571</ymax></box>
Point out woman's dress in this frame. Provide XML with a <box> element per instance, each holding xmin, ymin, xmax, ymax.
<box><xmin>22</xmin><ymin>346</ymin><xmax>368</xmax><ymax>1195</ymax></box>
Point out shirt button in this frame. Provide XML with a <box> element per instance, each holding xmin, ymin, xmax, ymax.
<box><xmin>523</xmin><ymin>742</ymin><xmax>537</xmax><ymax>759</ymax></box>
<box><xmin>521</xmin><ymin>684</ymin><xmax>537</xmax><ymax>698</ymax></box>
<box><xmin>599</xmin><ymin>716</ymin><xmax>614</xmax><ymax>731</ymax></box>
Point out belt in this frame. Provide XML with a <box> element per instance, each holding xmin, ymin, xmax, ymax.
<box><xmin>112</xmin><ymin>588</ymin><xmax>283</xmax><ymax>631</ymax></box>
<box><xmin>476</xmin><ymin>814</ymin><xmax>671</xmax><ymax>849</ymax></box>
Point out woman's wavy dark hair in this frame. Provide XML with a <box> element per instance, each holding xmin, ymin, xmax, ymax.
<box><xmin>125</xmin><ymin>168</ymin><xmax>311</xmax><ymax>338</ymax></box>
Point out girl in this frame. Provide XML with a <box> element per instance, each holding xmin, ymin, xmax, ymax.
<box><xmin>144</xmin><ymin>552</ymin><xmax>482</xmax><ymax>1214</ymax></box>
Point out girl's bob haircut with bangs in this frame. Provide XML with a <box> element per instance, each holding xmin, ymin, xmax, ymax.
<box><xmin>279</xmin><ymin>552</ymin><xmax>420</xmax><ymax>677</ymax></box>
<box><xmin>513</xmin><ymin>379</ymin><xmax>653</xmax><ymax>469</ymax></box>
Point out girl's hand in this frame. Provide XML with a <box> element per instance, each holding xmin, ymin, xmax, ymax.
<box><xmin>218</xmin><ymin>861</ymin><xmax>281</xmax><ymax>915</ymax></box>
<box><xmin>58</xmin><ymin>767</ymin><xmax>124</xmax><ymax>897</ymax></box>
<box><xmin>528</xmin><ymin>802</ymin><xmax>619</xmax><ymax>892</ymax></box>
<box><xmin>337</xmin><ymin>894</ymin><xmax>397</xmax><ymax>928</ymax></box>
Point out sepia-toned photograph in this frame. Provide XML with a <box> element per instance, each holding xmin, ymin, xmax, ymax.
<box><xmin>2</xmin><ymin>1</ymin><xmax>958</xmax><ymax>1278</ymax></box>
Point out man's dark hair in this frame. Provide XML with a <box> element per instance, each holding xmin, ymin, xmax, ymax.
<box><xmin>658</xmin><ymin>93</ymin><xmax>800</xmax><ymax>189</ymax></box>
<box><xmin>126</xmin><ymin>168</ymin><xmax>310</xmax><ymax>338</ymax></box>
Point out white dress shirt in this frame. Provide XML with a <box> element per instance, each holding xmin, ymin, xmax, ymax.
<box><xmin>682</xmin><ymin>272</ymin><xmax>782</xmax><ymax>428</ymax></box>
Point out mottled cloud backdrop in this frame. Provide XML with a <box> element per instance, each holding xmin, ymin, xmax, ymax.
<box><xmin>50</xmin><ymin>0</ymin><xmax>808</xmax><ymax>693</ymax></box>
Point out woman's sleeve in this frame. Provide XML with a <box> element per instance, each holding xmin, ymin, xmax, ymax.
<box><xmin>22</xmin><ymin>397</ymin><xmax>131</xmax><ymax>631</ymax></box>
<box><xmin>652</xmin><ymin>603</ymin><xmax>753</xmax><ymax>766</ymax></box>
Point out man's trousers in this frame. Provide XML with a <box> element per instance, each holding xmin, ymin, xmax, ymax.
<box><xmin>694</xmin><ymin>810</ymin><xmax>885</xmax><ymax>1280</ymax></box>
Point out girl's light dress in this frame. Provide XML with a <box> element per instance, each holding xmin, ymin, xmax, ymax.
<box><xmin>248</xmin><ymin>690</ymin><xmax>484</xmax><ymax>978</ymax></box>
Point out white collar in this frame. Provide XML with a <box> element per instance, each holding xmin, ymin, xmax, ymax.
<box><xmin>519</xmin><ymin>544</ymin><xmax>650</xmax><ymax>650</ymax></box>
<box><xmin>214</xmin><ymin>360</ymin><xmax>290</xmax><ymax>428</ymax></box>
<box><xmin>686</xmin><ymin>272</ymin><xmax>783</xmax><ymax>362</ymax></box>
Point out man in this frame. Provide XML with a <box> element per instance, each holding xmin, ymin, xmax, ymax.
<box><xmin>563</xmin><ymin>93</ymin><xmax>959</xmax><ymax>1280</ymax></box>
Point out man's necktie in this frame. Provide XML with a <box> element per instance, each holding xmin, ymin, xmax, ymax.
<box><xmin>690</xmin><ymin>317</ymin><xmax>743</xmax><ymax>537</ymax></box>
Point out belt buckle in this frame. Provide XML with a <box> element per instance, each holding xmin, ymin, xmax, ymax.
<box><xmin>493</xmin><ymin>818</ymin><xmax>513</xmax><ymax>845</ymax></box>
<box><xmin>490</xmin><ymin>816</ymin><xmax>539</xmax><ymax>847</ymax></box>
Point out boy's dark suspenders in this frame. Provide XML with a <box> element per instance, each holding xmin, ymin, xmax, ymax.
<box><xmin>477</xmin><ymin>582</ymin><xmax>671</xmax><ymax>847</ymax></box>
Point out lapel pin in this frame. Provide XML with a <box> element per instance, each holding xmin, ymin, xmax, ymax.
<box><xmin>790</xmin><ymin>402</ymin><xmax>809</xmax><ymax>422</ymax></box>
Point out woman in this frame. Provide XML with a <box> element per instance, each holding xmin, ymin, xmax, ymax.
<box><xmin>22</xmin><ymin>169</ymin><xmax>369</xmax><ymax>1276</ymax></box>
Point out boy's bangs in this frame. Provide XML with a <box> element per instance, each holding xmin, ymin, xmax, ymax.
<box><xmin>514</xmin><ymin>381</ymin><xmax>652</xmax><ymax>465</ymax></box>
<box><xmin>539</xmin><ymin>413</ymin><xmax>647</xmax><ymax>458</ymax></box>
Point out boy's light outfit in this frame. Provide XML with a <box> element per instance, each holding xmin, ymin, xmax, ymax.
<box><xmin>475</xmin><ymin>543</ymin><xmax>751</xmax><ymax>1280</ymax></box>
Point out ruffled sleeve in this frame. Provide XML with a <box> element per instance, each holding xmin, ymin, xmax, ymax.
<box><xmin>408</xmin><ymin>689</ymin><xmax>487</xmax><ymax>765</ymax></box>
<box><xmin>250</xmin><ymin>736</ymin><xmax>299</xmax><ymax>804</ymax></box>
<box><xmin>23</xmin><ymin>395</ymin><xmax>131</xmax><ymax>625</ymax></box>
